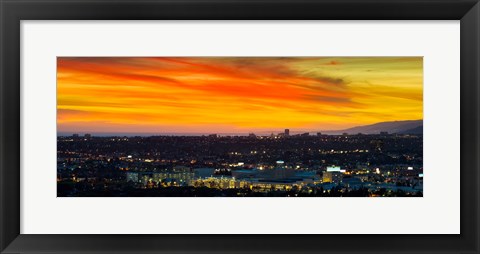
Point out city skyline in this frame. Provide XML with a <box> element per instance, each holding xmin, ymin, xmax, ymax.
<box><xmin>57</xmin><ymin>123</ymin><xmax>421</xmax><ymax>137</ymax></box>
<box><xmin>58</xmin><ymin>133</ymin><xmax>423</xmax><ymax>197</ymax></box>
<box><xmin>57</xmin><ymin>57</ymin><xmax>423</xmax><ymax>134</ymax></box>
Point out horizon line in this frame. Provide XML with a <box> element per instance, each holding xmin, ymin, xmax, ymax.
<box><xmin>57</xmin><ymin>119</ymin><xmax>423</xmax><ymax>137</ymax></box>
<box><xmin>57</xmin><ymin>119</ymin><xmax>423</xmax><ymax>136</ymax></box>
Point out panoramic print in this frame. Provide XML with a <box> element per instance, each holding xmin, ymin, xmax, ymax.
<box><xmin>57</xmin><ymin>57</ymin><xmax>423</xmax><ymax>197</ymax></box>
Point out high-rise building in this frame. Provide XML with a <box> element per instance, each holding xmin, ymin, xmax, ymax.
<box><xmin>285</xmin><ymin>129</ymin><xmax>290</xmax><ymax>136</ymax></box>
<box><xmin>322</xmin><ymin>171</ymin><xmax>343</xmax><ymax>183</ymax></box>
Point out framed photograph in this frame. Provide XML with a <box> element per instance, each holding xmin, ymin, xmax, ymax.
<box><xmin>1</xmin><ymin>0</ymin><xmax>479</xmax><ymax>253</ymax></box>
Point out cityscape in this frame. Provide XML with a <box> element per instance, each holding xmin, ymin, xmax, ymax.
<box><xmin>57</xmin><ymin>125</ymin><xmax>423</xmax><ymax>197</ymax></box>
<box><xmin>57</xmin><ymin>57</ymin><xmax>423</xmax><ymax>197</ymax></box>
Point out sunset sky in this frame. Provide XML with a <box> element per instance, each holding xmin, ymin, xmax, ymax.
<box><xmin>57</xmin><ymin>57</ymin><xmax>422</xmax><ymax>135</ymax></box>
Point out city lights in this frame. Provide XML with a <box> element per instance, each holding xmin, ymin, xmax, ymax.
<box><xmin>57</xmin><ymin>131</ymin><xmax>423</xmax><ymax>197</ymax></box>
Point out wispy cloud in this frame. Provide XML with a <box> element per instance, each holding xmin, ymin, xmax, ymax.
<box><xmin>57</xmin><ymin>57</ymin><xmax>423</xmax><ymax>133</ymax></box>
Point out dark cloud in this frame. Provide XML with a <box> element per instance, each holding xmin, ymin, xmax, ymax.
<box><xmin>299</xmin><ymin>70</ymin><xmax>347</xmax><ymax>86</ymax></box>
<box><xmin>304</xmin><ymin>95</ymin><xmax>352</xmax><ymax>103</ymax></box>
<box><xmin>313</xmin><ymin>76</ymin><xmax>346</xmax><ymax>85</ymax></box>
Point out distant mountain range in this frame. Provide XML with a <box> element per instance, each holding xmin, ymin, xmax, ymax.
<box><xmin>323</xmin><ymin>120</ymin><xmax>423</xmax><ymax>135</ymax></box>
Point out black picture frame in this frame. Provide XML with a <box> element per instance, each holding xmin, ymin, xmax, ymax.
<box><xmin>1</xmin><ymin>0</ymin><xmax>479</xmax><ymax>253</ymax></box>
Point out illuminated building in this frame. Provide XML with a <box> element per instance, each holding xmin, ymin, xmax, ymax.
<box><xmin>323</xmin><ymin>172</ymin><xmax>332</xmax><ymax>183</ymax></box>
<box><xmin>126</xmin><ymin>172</ymin><xmax>139</xmax><ymax>183</ymax></box>
<box><xmin>285</xmin><ymin>129</ymin><xmax>290</xmax><ymax>136</ymax></box>
<box><xmin>191</xmin><ymin>176</ymin><xmax>236</xmax><ymax>189</ymax></box>
<box><xmin>153</xmin><ymin>172</ymin><xmax>194</xmax><ymax>186</ymax></box>
<box><xmin>326</xmin><ymin>166</ymin><xmax>341</xmax><ymax>172</ymax></box>
<box><xmin>322</xmin><ymin>171</ymin><xmax>342</xmax><ymax>183</ymax></box>
<box><xmin>236</xmin><ymin>180</ymin><xmax>249</xmax><ymax>188</ymax></box>
<box><xmin>250</xmin><ymin>180</ymin><xmax>298</xmax><ymax>192</ymax></box>
<box><xmin>140</xmin><ymin>174</ymin><xmax>151</xmax><ymax>185</ymax></box>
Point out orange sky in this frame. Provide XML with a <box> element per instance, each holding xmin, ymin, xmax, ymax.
<box><xmin>57</xmin><ymin>57</ymin><xmax>423</xmax><ymax>135</ymax></box>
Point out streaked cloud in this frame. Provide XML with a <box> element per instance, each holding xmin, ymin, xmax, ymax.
<box><xmin>57</xmin><ymin>57</ymin><xmax>423</xmax><ymax>134</ymax></box>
